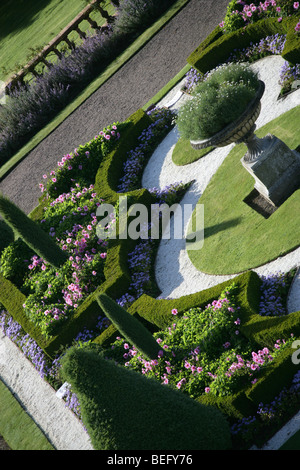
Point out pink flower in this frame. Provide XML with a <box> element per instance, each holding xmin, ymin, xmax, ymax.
<box><xmin>278</xmin><ymin>16</ymin><xmax>282</xmax><ymax>22</ymax></box>
<box><xmin>171</xmin><ymin>308</ymin><xmax>178</xmax><ymax>315</ymax></box>
<box><xmin>43</xmin><ymin>174</ymin><xmax>47</xmax><ymax>179</ymax></box>
<box><xmin>294</xmin><ymin>2</ymin><xmax>299</xmax><ymax>9</ymax></box>
<box><xmin>100</xmin><ymin>253</ymin><xmax>107</xmax><ymax>259</ymax></box>
<box><xmin>205</xmin><ymin>387</ymin><xmax>210</xmax><ymax>393</ymax></box>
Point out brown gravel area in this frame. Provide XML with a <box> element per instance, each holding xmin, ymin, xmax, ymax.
<box><xmin>0</xmin><ymin>0</ymin><xmax>228</xmax><ymax>215</ymax></box>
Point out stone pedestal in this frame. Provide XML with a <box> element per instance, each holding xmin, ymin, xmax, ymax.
<box><xmin>241</xmin><ymin>134</ymin><xmax>300</xmax><ymax>207</ymax></box>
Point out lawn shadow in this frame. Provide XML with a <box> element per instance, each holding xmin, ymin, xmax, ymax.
<box><xmin>186</xmin><ymin>217</ymin><xmax>242</xmax><ymax>248</ymax></box>
<box><xmin>204</xmin><ymin>217</ymin><xmax>242</xmax><ymax>239</ymax></box>
<box><xmin>0</xmin><ymin>0</ymin><xmax>52</xmax><ymax>40</ymax></box>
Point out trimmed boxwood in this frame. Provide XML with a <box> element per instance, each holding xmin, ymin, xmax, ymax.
<box><xmin>94</xmin><ymin>270</ymin><xmax>261</xmax><ymax>348</ymax></box>
<box><xmin>59</xmin><ymin>345</ymin><xmax>232</xmax><ymax>450</ymax></box>
<box><xmin>94</xmin><ymin>108</ymin><xmax>152</xmax><ymax>206</ymax></box>
<box><xmin>97</xmin><ymin>293</ymin><xmax>162</xmax><ymax>360</ymax></box>
<box><xmin>187</xmin><ymin>16</ymin><xmax>300</xmax><ymax>75</ymax></box>
<box><xmin>94</xmin><ymin>269</ymin><xmax>300</xmax><ymax>421</ymax></box>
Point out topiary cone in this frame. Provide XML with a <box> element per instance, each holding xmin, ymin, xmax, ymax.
<box><xmin>0</xmin><ymin>193</ymin><xmax>68</xmax><ymax>269</ymax></box>
<box><xmin>60</xmin><ymin>345</ymin><xmax>232</xmax><ymax>450</ymax></box>
<box><xmin>97</xmin><ymin>293</ymin><xmax>162</xmax><ymax>360</ymax></box>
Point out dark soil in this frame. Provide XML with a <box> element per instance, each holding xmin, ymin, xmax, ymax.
<box><xmin>0</xmin><ymin>435</ymin><xmax>11</xmax><ymax>451</ymax></box>
<box><xmin>0</xmin><ymin>0</ymin><xmax>229</xmax><ymax>215</ymax></box>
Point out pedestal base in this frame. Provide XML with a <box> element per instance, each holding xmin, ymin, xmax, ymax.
<box><xmin>242</xmin><ymin>134</ymin><xmax>300</xmax><ymax>207</ymax></box>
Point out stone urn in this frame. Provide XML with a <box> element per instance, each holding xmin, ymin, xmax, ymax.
<box><xmin>190</xmin><ymin>80</ymin><xmax>300</xmax><ymax>207</ymax></box>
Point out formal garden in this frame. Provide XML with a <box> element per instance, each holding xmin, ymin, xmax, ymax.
<box><xmin>0</xmin><ymin>0</ymin><xmax>300</xmax><ymax>451</ymax></box>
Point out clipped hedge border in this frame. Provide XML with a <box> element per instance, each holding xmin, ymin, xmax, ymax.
<box><xmin>0</xmin><ymin>108</ymin><xmax>160</xmax><ymax>358</ymax></box>
<box><xmin>94</xmin><ymin>269</ymin><xmax>300</xmax><ymax>421</ymax></box>
<box><xmin>187</xmin><ymin>16</ymin><xmax>300</xmax><ymax>74</ymax></box>
<box><xmin>95</xmin><ymin>270</ymin><xmax>260</xmax><ymax>348</ymax></box>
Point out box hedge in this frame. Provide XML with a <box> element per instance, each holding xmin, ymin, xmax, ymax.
<box><xmin>187</xmin><ymin>16</ymin><xmax>300</xmax><ymax>75</ymax></box>
<box><xmin>94</xmin><ymin>269</ymin><xmax>300</xmax><ymax>422</ymax></box>
<box><xmin>59</xmin><ymin>345</ymin><xmax>232</xmax><ymax>450</ymax></box>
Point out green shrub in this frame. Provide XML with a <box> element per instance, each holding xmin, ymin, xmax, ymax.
<box><xmin>113</xmin><ymin>0</ymin><xmax>177</xmax><ymax>36</ymax></box>
<box><xmin>0</xmin><ymin>238</ymin><xmax>33</xmax><ymax>288</ymax></box>
<box><xmin>96</xmin><ymin>293</ymin><xmax>162</xmax><ymax>360</ymax></box>
<box><xmin>282</xmin><ymin>16</ymin><xmax>300</xmax><ymax>64</ymax></box>
<box><xmin>60</xmin><ymin>345</ymin><xmax>232</xmax><ymax>450</ymax></box>
<box><xmin>222</xmin><ymin>0</ymin><xmax>246</xmax><ymax>33</ymax></box>
<box><xmin>177</xmin><ymin>63</ymin><xmax>259</xmax><ymax>140</ymax></box>
<box><xmin>0</xmin><ymin>193</ymin><xmax>68</xmax><ymax>269</ymax></box>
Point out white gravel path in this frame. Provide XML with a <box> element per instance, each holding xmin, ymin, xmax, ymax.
<box><xmin>142</xmin><ymin>55</ymin><xmax>300</xmax><ymax>450</ymax></box>
<box><xmin>0</xmin><ymin>55</ymin><xmax>299</xmax><ymax>451</ymax></box>
<box><xmin>143</xmin><ymin>55</ymin><xmax>300</xmax><ymax>307</ymax></box>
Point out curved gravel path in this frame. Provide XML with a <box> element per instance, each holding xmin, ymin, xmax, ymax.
<box><xmin>142</xmin><ymin>55</ymin><xmax>300</xmax><ymax>306</ymax></box>
<box><xmin>0</xmin><ymin>0</ymin><xmax>229</xmax><ymax>216</ymax></box>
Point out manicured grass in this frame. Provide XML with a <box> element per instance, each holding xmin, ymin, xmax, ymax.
<box><xmin>0</xmin><ymin>0</ymin><xmax>114</xmax><ymax>82</ymax></box>
<box><xmin>172</xmin><ymin>136</ymin><xmax>213</xmax><ymax>165</ymax></box>
<box><xmin>0</xmin><ymin>0</ymin><xmax>190</xmax><ymax>182</ymax></box>
<box><xmin>280</xmin><ymin>429</ymin><xmax>300</xmax><ymax>450</ymax></box>
<box><xmin>0</xmin><ymin>378</ymin><xmax>54</xmax><ymax>450</ymax></box>
<box><xmin>187</xmin><ymin>105</ymin><xmax>300</xmax><ymax>275</ymax></box>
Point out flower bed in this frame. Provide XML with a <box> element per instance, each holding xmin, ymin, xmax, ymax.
<box><xmin>0</xmin><ymin>106</ymin><xmax>177</xmax><ymax>354</ymax></box>
<box><xmin>183</xmin><ymin>33</ymin><xmax>299</xmax><ymax>96</ymax></box>
<box><xmin>187</xmin><ymin>15</ymin><xmax>300</xmax><ymax>75</ymax></box>
<box><xmin>220</xmin><ymin>0</ymin><xmax>300</xmax><ymax>33</ymax></box>
<box><xmin>105</xmin><ymin>283</ymin><xmax>295</xmax><ymax>399</ymax></box>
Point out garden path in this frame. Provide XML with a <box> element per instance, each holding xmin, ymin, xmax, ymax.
<box><xmin>142</xmin><ymin>55</ymin><xmax>300</xmax><ymax>311</ymax></box>
<box><xmin>0</xmin><ymin>4</ymin><xmax>299</xmax><ymax>452</ymax></box>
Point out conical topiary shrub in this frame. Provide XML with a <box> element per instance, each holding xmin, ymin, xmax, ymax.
<box><xmin>60</xmin><ymin>345</ymin><xmax>232</xmax><ymax>450</ymax></box>
<box><xmin>0</xmin><ymin>193</ymin><xmax>68</xmax><ymax>269</ymax></box>
<box><xmin>97</xmin><ymin>293</ymin><xmax>161</xmax><ymax>360</ymax></box>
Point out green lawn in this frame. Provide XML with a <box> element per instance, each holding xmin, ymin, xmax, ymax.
<box><xmin>172</xmin><ymin>136</ymin><xmax>213</xmax><ymax>165</ymax></box>
<box><xmin>187</xmin><ymin>105</ymin><xmax>300</xmax><ymax>275</ymax></box>
<box><xmin>0</xmin><ymin>378</ymin><xmax>54</xmax><ymax>450</ymax></box>
<box><xmin>0</xmin><ymin>0</ymin><xmax>114</xmax><ymax>82</ymax></box>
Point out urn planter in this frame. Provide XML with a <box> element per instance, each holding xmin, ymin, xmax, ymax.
<box><xmin>190</xmin><ymin>80</ymin><xmax>300</xmax><ymax>207</ymax></box>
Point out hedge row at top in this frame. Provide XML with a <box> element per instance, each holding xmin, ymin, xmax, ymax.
<box><xmin>187</xmin><ymin>16</ymin><xmax>300</xmax><ymax>74</ymax></box>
